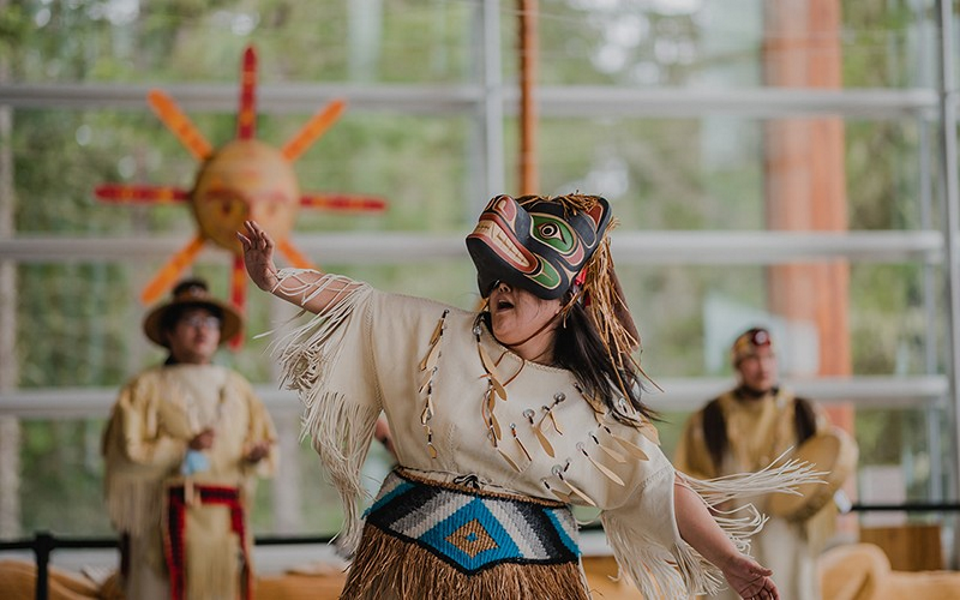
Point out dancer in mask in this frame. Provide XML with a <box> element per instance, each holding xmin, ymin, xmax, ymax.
<box><xmin>240</xmin><ymin>194</ymin><xmax>813</xmax><ymax>599</ymax></box>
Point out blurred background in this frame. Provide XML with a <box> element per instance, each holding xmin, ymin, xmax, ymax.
<box><xmin>0</xmin><ymin>0</ymin><xmax>958</xmax><ymax>574</ymax></box>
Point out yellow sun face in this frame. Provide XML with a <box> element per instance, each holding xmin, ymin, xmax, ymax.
<box><xmin>193</xmin><ymin>140</ymin><xmax>300</xmax><ymax>254</ymax></box>
<box><xmin>94</xmin><ymin>44</ymin><xmax>387</xmax><ymax>342</ymax></box>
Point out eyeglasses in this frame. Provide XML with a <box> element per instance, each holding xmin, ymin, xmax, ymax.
<box><xmin>182</xmin><ymin>315</ymin><xmax>221</xmax><ymax>330</ymax></box>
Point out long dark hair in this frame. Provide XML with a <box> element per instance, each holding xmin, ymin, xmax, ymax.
<box><xmin>551</xmin><ymin>295</ymin><xmax>656</xmax><ymax>425</ymax></box>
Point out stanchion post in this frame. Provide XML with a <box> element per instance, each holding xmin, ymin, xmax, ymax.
<box><xmin>34</xmin><ymin>531</ymin><xmax>53</xmax><ymax>600</ymax></box>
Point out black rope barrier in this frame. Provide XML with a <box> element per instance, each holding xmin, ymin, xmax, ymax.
<box><xmin>0</xmin><ymin>532</ymin><xmax>336</xmax><ymax>600</ymax></box>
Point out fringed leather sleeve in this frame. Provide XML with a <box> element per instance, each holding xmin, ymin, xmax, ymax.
<box><xmin>267</xmin><ymin>270</ymin><xmax>383</xmax><ymax>551</ymax></box>
<box><xmin>601</xmin><ymin>453</ymin><xmax>819</xmax><ymax>598</ymax></box>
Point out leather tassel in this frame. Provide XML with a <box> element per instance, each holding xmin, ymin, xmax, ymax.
<box><xmin>543</xmin><ymin>480</ymin><xmax>573</xmax><ymax>504</ymax></box>
<box><xmin>498</xmin><ymin>447</ymin><xmax>523</xmax><ymax>472</ymax></box>
<box><xmin>489</xmin><ymin>411</ymin><xmax>502</xmax><ymax>441</ymax></box>
<box><xmin>429</xmin><ymin>317</ymin><xmax>444</xmax><ymax>345</ymax></box>
<box><xmin>579</xmin><ymin>443</ymin><xmax>624</xmax><ymax>486</ymax></box>
<box><xmin>488</xmin><ymin>375</ymin><xmax>507</xmax><ymax>401</ymax></box>
<box><xmin>419</xmin><ymin>401</ymin><xmax>433</xmax><ymax>426</ymax></box>
<box><xmin>419</xmin><ymin>340</ymin><xmax>440</xmax><ymax>372</ymax></box>
<box><xmin>535</xmin><ymin>427</ymin><xmax>556</xmax><ymax>457</ymax></box>
<box><xmin>418</xmin><ymin>370</ymin><xmax>432</xmax><ymax>394</ymax></box>
<box><xmin>609</xmin><ymin>432</ymin><xmax>649</xmax><ymax>461</ymax></box>
<box><xmin>425</xmin><ymin>428</ymin><xmax>438</xmax><ymax>459</ymax></box>
<box><xmin>539</xmin><ymin>406</ymin><xmax>565</xmax><ymax>435</ymax></box>
<box><xmin>639</xmin><ymin>422</ymin><xmax>660</xmax><ymax>445</ymax></box>
<box><xmin>483</xmin><ymin>390</ymin><xmax>502</xmax><ymax>441</ymax></box>
<box><xmin>511</xmin><ymin>424</ymin><xmax>533</xmax><ymax>462</ymax></box>
<box><xmin>592</xmin><ymin>434</ymin><xmax>626</xmax><ymax>463</ymax></box>
<box><xmin>478</xmin><ymin>344</ymin><xmax>500</xmax><ymax>380</ymax></box>
<box><xmin>558</xmin><ymin>475</ymin><xmax>597</xmax><ymax>507</ymax></box>
<box><xmin>524</xmin><ymin>409</ymin><xmax>555</xmax><ymax>457</ymax></box>
<box><xmin>478</xmin><ymin>343</ymin><xmax>507</xmax><ymax>400</ymax></box>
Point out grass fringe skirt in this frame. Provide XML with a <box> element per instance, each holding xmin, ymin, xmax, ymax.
<box><xmin>340</xmin><ymin>468</ymin><xmax>591</xmax><ymax>599</ymax></box>
<box><xmin>341</xmin><ymin>525</ymin><xmax>591</xmax><ymax>599</ymax></box>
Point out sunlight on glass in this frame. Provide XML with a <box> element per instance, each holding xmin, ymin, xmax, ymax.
<box><xmin>211</xmin><ymin>10</ymin><xmax>260</xmax><ymax>36</ymax></box>
<box><xmin>75</xmin><ymin>125</ymin><xmax>92</xmax><ymax>146</ymax></box>
<box><xmin>608</xmin><ymin>14</ymin><xmax>646</xmax><ymax>46</ymax></box>
<box><xmin>105</xmin><ymin>0</ymin><xmax>140</xmax><ymax>26</ymax></box>
<box><xmin>570</xmin><ymin>0</ymin><xmax>701</xmax><ymax>15</ymax></box>
<box><xmin>569</xmin><ymin>0</ymin><xmax>619</xmax><ymax>10</ymax></box>
<box><xmin>232</xmin><ymin>12</ymin><xmax>259</xmax><ymax>36</ymax></box>
<box><xmin>118</xmin><ymin>155</ymin><xmax>136</xmax><ymax>179</ymax></box>
<box><xmin>34</xmin><ymin>8</ymin><xmax>51</xmax><ymax>27</ymax></box>
<box><xmin>593</xmin><ymin>44</ymin><xmax>628</xmax><ymax>72</ymax></box>
<box><xmin>650</xmin><ymin>0</ymin><xmax>702</xmax><ymax>16</ymax></box>
<box><xmin>561</xmin><ymin>155</ymin><xmax>630</xmax><ymax>199</ymax></box>
<box><xmin>630</xmin><ymin>61</ymin><xmax>661</xmax><ymax>84</ymax></box>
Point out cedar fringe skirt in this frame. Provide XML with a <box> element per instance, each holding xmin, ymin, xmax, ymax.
<box><xmin>340</xmin><ymin>468</ymin><xmax>590</xmax><ymax>599</ymax></box>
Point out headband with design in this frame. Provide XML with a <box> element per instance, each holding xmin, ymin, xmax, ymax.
<box><xmin>731</xmin><ymin>327</ymin><xmax>775</xmax><ymax>365</ymax></box>
<box><xmin>466</xmin><ymin>194</ymin><xmax>612</xmax><ymax>300</ymax></box>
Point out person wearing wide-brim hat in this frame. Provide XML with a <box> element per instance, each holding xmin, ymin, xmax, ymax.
<box><xmin>142</xmin><ymin>277</ymin><xmax>243</xmax><ymax>351</ymax></box>
<box><xmin>101</xmin><ymin>277</ymin><xmax>276</xmax><ymax>600</ymax></box>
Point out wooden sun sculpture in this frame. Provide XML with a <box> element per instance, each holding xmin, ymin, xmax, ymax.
<box><xmin>95</xmin><ymin>45</ymin><xmax>386</xmax><ymax>319</ymax></box>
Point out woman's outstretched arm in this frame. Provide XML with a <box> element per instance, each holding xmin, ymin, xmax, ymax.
<box><xmin>674</xmin><ymin>481</ymin><xmax>780</xmax><ymax>600</ymax></box>
<box><xmin>237</xmin><ymin>220</ymin><xmax>360</xmax><ymax>314</ymax></box>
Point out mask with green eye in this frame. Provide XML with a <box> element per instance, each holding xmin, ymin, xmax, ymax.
<box><xmin>466</xmin><ymin>194</ymin><xmax>612</xmax><ymax>300</ymax></box>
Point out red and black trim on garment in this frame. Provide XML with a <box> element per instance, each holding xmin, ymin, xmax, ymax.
<box><xmin>162</xmin><ymin>483</ymin><xmax>251</xmax><ymax>600</ymax></box>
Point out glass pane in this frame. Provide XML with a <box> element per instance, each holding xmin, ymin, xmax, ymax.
<box><xmin>13</xmin><ymin>108</ymin><xmax>472</xmax><ymax>236</ymax></box>
<box><xmin>611</xmin><ymin>262</ymin><xmax>934</xmax><ymax>378</ymax></box>
<box><xmin>522</xmin><ymin>0</ymin><xmax>933</xmax><ymax>89</ymax></box>
<box><xmin>10</xmin><ymin>1</ymin><xmax>475</xmax><ymax>84</ymax></box>
<box><xmin>19</xmin><ymin>419</ymin><xmax>112</xmax><ymax>536</ymax></box>
<box><xmin>509</xmin><ymin>115</ymin><xmax>928</xmax><ymax>232</ymax></box>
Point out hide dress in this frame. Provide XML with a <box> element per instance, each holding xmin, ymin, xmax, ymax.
<box><xmin>273</xmin><ymin>271</ymin><xmax>809</xmax><ymax>599</ymax></box>
<box><xmin>675</xmin><ymin>388</ymin><xmax>834</xmax><ymax>600</ymax></box>
<box><xmin>102</xmin><ymin>363</ymin><xmax>277</xmax><ymax>600</ymax></box>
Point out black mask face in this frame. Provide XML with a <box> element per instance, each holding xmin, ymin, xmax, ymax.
<box><xmin>466</xmin><ymin>194</ymin><xmax>612</xmax><ymax>300</ymax></box>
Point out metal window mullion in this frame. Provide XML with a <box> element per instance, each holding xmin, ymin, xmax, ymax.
<box><xmin>936</xmin><ymin>2</ymin><xmax>960</xmax><ymax>563</ymax></box>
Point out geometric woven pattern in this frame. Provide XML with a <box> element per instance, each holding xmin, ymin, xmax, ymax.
<box><xmin>365</xmin><ymin>470</ymin><xmax>580</xmax><ymax>574</ymax></box>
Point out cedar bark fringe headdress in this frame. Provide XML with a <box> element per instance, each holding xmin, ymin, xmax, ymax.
<box><xmin>467</xmin><ymin>193</ymin><xmax>655</xmax><ymax>400</ymax></box>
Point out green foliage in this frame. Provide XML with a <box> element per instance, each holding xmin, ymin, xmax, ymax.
<box><xmin>20</xmin><ymin>420</ymin><xmax>112</xmax><ymax>535</ymax></box>
<box><xmin>0</xmin><ymin>3</ymin><xmax>29</xmax><ymax>57</ymax></box>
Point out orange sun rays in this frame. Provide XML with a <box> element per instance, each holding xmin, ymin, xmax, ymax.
<box><xmin>95</xmin><ymin>45</ymin><xmax>387</xmax><ymax>345</ymax></box>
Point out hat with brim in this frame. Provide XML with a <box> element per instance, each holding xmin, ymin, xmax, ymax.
<box><xmin>142</xmin><ymin>278</ymin><xmax>243</xmax><ymax>347</ymax></box>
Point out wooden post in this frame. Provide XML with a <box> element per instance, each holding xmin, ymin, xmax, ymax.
<box><xmin>763</xmin><ymin>0</ymin><xmax>850</xmax><ymax>381</ymax></box>
<box><xmin>762</xmin><ymin>0</ymin><xmax>855</xmax><ymax>531</ymax></box>
<box><xmin>518</xmin><ymin>0</ymin><xmax>538</xmax><ymax>195</ymax></box>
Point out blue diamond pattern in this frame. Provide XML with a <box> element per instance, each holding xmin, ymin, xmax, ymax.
<box><xmin>418</xmin><ymin>497</ymin><xmax>521</xmax><ymax>572</ymax></box>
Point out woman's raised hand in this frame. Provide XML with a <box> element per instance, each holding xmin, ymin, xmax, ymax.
<box><xmin>237</xmin><ymin>220</ymin><xmax>280</xmax><ymax>291</ymax></box>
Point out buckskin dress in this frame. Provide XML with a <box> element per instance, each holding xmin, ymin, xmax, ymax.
<box><xmin>270</xmin><ymin>270</ymin><xmax>811</xmax><ymax>599</ymax></box>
